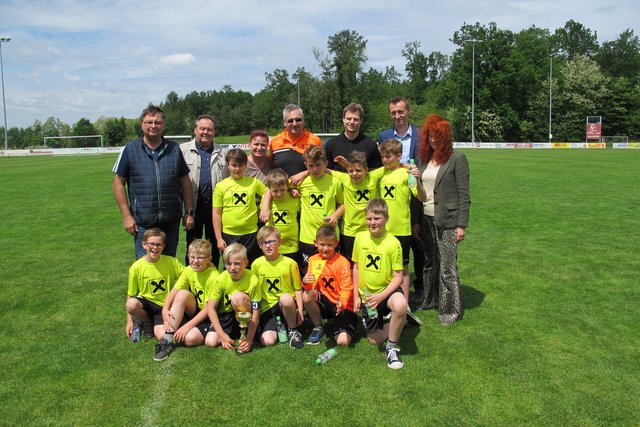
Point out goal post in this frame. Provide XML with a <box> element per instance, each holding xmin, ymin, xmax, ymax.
<box><xmin>43</xmin><ymin>135</ymin><xmax>103</xmax><ymax>148</ymax></box>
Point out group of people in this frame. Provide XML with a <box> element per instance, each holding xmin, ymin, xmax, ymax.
<box><xmin>112</xmin><ymin>98</ymin><xmax>471</xmax><ymax>369</ymax></box>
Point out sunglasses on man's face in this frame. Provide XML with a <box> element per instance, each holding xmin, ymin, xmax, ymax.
<box><xmin>287</xmin><ymin>117</ymin><xmax>303</xmax><ymax>124</ymax></box>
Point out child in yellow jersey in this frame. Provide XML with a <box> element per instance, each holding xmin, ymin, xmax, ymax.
<box><xmin>352</xmin><ymin>199</ymin><xmax>407</xmax><ymax>369</ymax></box>
<box><xmin>370</xmin><ymin>139</ymin><xmax>425</xmax><ymax>327</ymax></box>
<box><xmin>297</xmin><ymin>146</ymin><xmax>344</xmax><ymax>272</ymax></box>
<box><xmin>251</xmin><ymin>226</ymin><xmax>304</xmax><ymax>349</ymax></box>
<box><xmin>152</xmin><ymin>239</ymin><xmax>219</xmax><ymax>361</ymax></box>
<box><xmin>263</xmin><ymin>168</ymin><xmax>302</xmax><ymax>270</ymax></box>
<box><xmin>213</xmin><ymin>149</ymin><xmax>267</xmax><ymax>267</ymax></box>
<box><xmin>303</xmin><ymin>225</ymin><xmax>357</xmax><ymax>347</ymax></box>
<box><xmin>126</xmin><ymin>228</ymin><xmax>185</xmax><ymax>345</ymax></box>
<box><xmin>205</xmin><ymin>243</ymin><xmax>262</xmax><ymax>353</ymax></box>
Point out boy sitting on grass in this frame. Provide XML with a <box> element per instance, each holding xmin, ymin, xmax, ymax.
<box><xmin>125</xmin><ymin>228</ymin><xmax>184</xmax><ymax>353</ymax></box>
<box><xmin>302</xmin><ymin>225</ymin><xmax>357</xmax><ymax>347</ymax></box>
<box><xmin>205</xmin><ymin>243</ymin><xmax>262</xmax><ymax>354</ymax></box>
<box><xmin>251</xmin><ymin>226</ymin><xmax>305</xmax><ymax>349</ymax></box>
<box><xmin>213</xmin><ymin>148</ymin><xmax>267</xmax><ymax>266</ymax></box>
<box><xmin>352</xmin><ymin>199</ymin><xmax>407</xmax><ymax>369</ymax></box>
<box><xmin>154</xmin><ymin>239</ymin><xmax>219</xmax><ymax>362</ymax></box>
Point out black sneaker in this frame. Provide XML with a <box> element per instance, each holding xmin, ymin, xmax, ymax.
<box><xmin>288</xmin><ymin>329</ymin><xmax>304</xmax><ymax>349</ymax></box>
<box><xmin>386</xmin><ymin>346</ymin><xmax>404</xmax><ymax>369</ymax></box>
<box><xmin>154</xmin><ymin>339</ymin><xmax>173</xmax><ymax>362</ymax></box>
<box><xmin>406</xmin><ymin>307</ymin><xmax>423</xmax><ymax>327</ymax></box>
<box><xmin>307</xmin><ymin>326</ymin><xmax>326</xmax><ymax>345</ymax></box>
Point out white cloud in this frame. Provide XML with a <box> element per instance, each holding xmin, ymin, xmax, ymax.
<box><xmin>155</xmin><ymin>53</ymin><xmax>197</xmax><ymax>68</ymax></box>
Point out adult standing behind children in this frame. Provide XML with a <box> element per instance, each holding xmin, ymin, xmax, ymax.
<box><xmin>269</xmin><ymin>104</ymin><xmax>322</xmax><ymax>177</ymax></box>
<box><xmin>378</xmin><ymin>96</ymin><xmax>425</xmax><ymax>304</ymax></box>
<box><xmin>416</xmin><ymin>114</ymin><xmax>470</xmax><ymax>325</ymax></box>
<box><xmin>181</xmin><ymin>115</ymin><xmax>229</xmax><ymax>267</ymax></box>
<box><xmin>324</xmin><ymin>103</ymin><xmax>381</xmax><ymax>172</ymax></box>
<box><xmin>113</xmin><ymin>104</ymin><xmax>194</xmax><ymax>259</ymax></box>
<box><xmin>245</xmin><ymin>129</ymin><xmax>271</xmax><ymax>183</ymax></box>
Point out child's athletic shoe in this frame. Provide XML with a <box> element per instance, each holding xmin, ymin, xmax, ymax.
<box><xmin>386</xmin><ymin>346</ymin><xmax>404</xmax><ymax>370</ymax></box>
<box><xmin>130</xmin><ymin>322</ymin><xmax>142</xmax><ymax>343</ymax></box>
<box><xmin>288</xmin><ymin>330</ymin><xmax>304</xmax><ymax>349</ymax></box>
<box><xmin>406</xmin><ymin>307</ymin><xmax>423</xmax><ymax>327</ymax></box>
<box><xmin>154</xmin><ymin>339</ymin><xmax>173</xmax><ymax>362</ymax></box>
<box><xmin>307</xmin><ymin>326</ymin><xmax>326</xmax><ymax>345</ymax></box>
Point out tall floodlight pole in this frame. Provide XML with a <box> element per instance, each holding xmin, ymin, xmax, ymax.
<box><xmin>548</xmin><ymin>55</ymin><xmax>553</xmax><ymax>143</ymax></box>
<box><xmin>0</xmin><ymin>37</ymin><xmax>10</xmax><ymax>153</ymax></box>
<box><xmin>470</xmin><ymin>39</ymin><xmax>478</xmax><ymax>144</ymax></box>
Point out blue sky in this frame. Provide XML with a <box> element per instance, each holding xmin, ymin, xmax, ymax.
<box><xmin>0</xmin><ymin>0</ymin><xmax>638</xmax><ymax>128</ymax></box>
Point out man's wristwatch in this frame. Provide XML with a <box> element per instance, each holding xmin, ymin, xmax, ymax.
<box><xmin>185</xmin><ymin>210</ymin><xmax>194</xmax><ymax>216</ymax></box>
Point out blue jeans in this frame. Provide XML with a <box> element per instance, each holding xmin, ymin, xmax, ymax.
<box><xmin>134</xmin><ymin>220</ymin><xmax>181</xmax><ymax>259</ymax></box>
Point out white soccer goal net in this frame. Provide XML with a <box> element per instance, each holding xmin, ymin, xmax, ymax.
<box><xmin>43</xmin><ymin>135</ymin><xmax>103</xmax><ymax>148</ymax></box>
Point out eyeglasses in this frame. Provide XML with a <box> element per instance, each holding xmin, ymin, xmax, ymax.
<box><xmin>145</xmin><ymin>242</ymin><xmax>164</xmax><ymax>248</ymax></box>
<box><xmin>189</xmin><ymin>255</ymin><xmax>210</xmax><ymax>261</ymax></box>
<box><xmin>286</xmin><ymin>117</ymin><xmax>303</xmax><ymax>124</ymax></box>
<box><xmin>143</xmin><ymin>120</ymin><xmax>164</xmax><ymax>126</ymax></box>
<box><xmin>259</xmin><ymin>239</ymin><xmax>278</xmax><ymax>247</ymax></box>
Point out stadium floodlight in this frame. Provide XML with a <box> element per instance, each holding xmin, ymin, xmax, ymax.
<box><xmin>0</xmin><ymin>37</ymin><xmax>10</xmax><ymax>154</ymax></box>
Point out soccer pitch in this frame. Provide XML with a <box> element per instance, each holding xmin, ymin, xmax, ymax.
<box><xmin>0</xmin><ymin>150</ymin><xmax>638</xmax><ymax>425</ymax></box>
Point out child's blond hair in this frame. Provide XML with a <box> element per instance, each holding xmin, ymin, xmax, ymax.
<box><xmin>365</xmin><ymin>198</ymin><xmax>389</xmax><ymax>219</ymax></box>
<box><xmin>143</xmin><ymin>227</ymin><xmax>166</xmax><ymax>243</ymax></box>
<box><xmin>266</xmin><ymin>168</ymin><xmax>289</xmax><ymax>188</ymax></box>
<box><xmin>188</xmin><ymin>239</ymin><xmax>212</xmax><ymax>257</ymax></box>
<box><xmin>257</xmin><ymin>225</ymin><xmax>281</xmax><ymax>243</ymax></box>
<box><xmin>223</xmin><ymin>243</ymin><xmax>247</xmax><ymax>263</ymax></box>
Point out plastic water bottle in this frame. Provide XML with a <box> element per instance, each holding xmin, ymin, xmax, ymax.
<box><xmin>131</xmin><ymin>322</ymin><xmax>141</xmax><ymax>343</ymax></box>
<box><xmin>407</xmin><ymin>159</ymin><xmax>417</xmax><ymax>189</ymax></box>
<box><xmin>363</xmin><ymin>288</ymin><xmax>378</xmax><ymax>319</ymax></box>
<box><xmin>315</xmin><ymin>348</ymin><xmax>338</xmax><ymax>364</ymax></box>
<box><xmin>276</xmin><ymin>316</ymin><xmax>288</xmax><ymax>344</ymax></box>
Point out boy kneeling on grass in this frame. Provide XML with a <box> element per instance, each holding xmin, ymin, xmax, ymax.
<box><xmin>352</xmin><ymin>199</ymin><xmax>407</xmax><ymax>369</ymax></box>
<box><xmin>125</xmin><ymin>228</ymin><xmax>184</xmax><ymax>355</ymax></box>
<box><xmin>154</xmin><ymin>239</ymin><xmax>220</xmax><ymax>362</ymax></box>
<box><xmin>205</xmin><ymin>243</ymin><xmax>262</xmax><ymax>354</ymax></box>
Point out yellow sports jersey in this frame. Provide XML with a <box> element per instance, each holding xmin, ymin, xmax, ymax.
<box><xmin>213</xmin><ymin>176</ymin><xmax>267</xmax><ymax>235</ymax></box>
<box><xmin>127</xmin><ymin>255</ymin><xmax>185</xmax><ymax>306</ymax></box>
<box><xmin>298</xmin><ymin>173</ymin><xmax>343</xmax><ymax>244</ymax></box>
<box><xmin>266</xmin><ymin>193</ymin><xmax>301</xmax><ymax>254</ymax></box>
<box><xmin>173</xmin><ymin>266</ymin><xmax>219</xmax><ymax>310</ymax></box>
<box><xmin>352</xmin><ymin>230</ymin><xmax>403</xmax><ymax>295</ymax></box>
<box><xmin>206</xmin><ymin>269</ymin><xmax>262</xmax><ymax>313</ymax></box>
<box><xmin>334</xmin><ymin>171</ymin><xmax>379</xmax><ymax>237</ymax></box>
<box><xmin>251</xmin><ymin>255</ymin><xmax>302</xmax><ymax>311</ymax></box>
<box><xmin>371</xmin><ymin>166</ymin><xmax>417</xmax><ymax>236</ymax></box>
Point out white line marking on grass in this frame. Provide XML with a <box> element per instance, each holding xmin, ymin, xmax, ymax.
<box><xmin>140</xmin><ymin>357</ymin><xmax>175</xmax><ymax>426</ymax></box>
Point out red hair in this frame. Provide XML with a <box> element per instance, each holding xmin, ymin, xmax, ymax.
<box><xmin>418</xmin><ymin>114</ymin><xmax>453</xmax><ymax>165</ymax></box>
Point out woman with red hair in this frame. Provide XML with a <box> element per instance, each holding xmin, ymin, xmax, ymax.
<box><xmin>415</xmin><ymin>114</ymin><xmax>470</xmax><ymax>325</ymax></box>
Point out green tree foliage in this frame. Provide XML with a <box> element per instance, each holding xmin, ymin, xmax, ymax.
<box><xmin>551</xmin><ymin>19</ymin><xmax>599</xmax><ymax>59</ymax></box>
<box><xmin>71</xmin><ymin>118</ymin><xmax>98</xmax><ymax>147</ymax></box>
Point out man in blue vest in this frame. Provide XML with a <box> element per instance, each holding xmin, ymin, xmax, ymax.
<box><xmin>113</xmin><ymin>104</ymin><xmax>194</xmax><ymax>259</ymax></box>
<box><xmin>378</xmin><ymin>96</ymin><xmax>425</xmax><ymax>306</ymax></box>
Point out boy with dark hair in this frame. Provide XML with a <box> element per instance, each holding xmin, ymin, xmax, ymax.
<box><xmin>352</xmin><ymin>199</ymin><xmax>407</xmax><ymax>369</ymax></box>
<box><xmin>302</xmin><ymin>225</ymin><xmax>357</xmax><ymax>346</ymax></box>
<box><xmin>155</xmin><ymin>239</ymin><xmax>219</xmax><ymax>361</ymax></box>
<box><xmin>205</xmin><ymin>243</ymin><xmax>262</xmax><ymax>353</ymax></box>
<box><xmin>213</xmin><ymin>148</ymin><xmax>267</xmax><ymax>266</ymax></box>
<box><xmin>297</xmin><ymin>146</ymin><xmax>344</xmax><ymax>271</ymax></box>
<box><xmin>252</xmin><ymin>226</ymin><xmax>305</xmax><ymax>349</ymax></box>
<box><xmin>125</xmin><ymin>228</ymin><xmax>185</xmax><ymax>355</ymax></box>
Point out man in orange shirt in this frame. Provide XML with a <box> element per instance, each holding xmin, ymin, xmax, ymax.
<box><xmin>269</xmin><ymin>104</ymin><xmax>322</xmax><ymax>177</ymax></box>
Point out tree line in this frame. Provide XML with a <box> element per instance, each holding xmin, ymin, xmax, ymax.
<box><xmin>2</xmin><ymin>20</ymin><xmax>639</xmax><ymax>149</ymax></box>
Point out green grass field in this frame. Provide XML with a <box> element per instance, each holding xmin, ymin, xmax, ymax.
<box><xmin>1</xmin><ymin>150</ymin><xmax>638</xmax><ymax>426</ymax></box>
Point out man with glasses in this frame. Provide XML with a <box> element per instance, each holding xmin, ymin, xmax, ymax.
<box><xmin>269</xmin><ymin>103</ymin><xmax>322</xmax><ymax>177</ymax></box>
<box><xmin>181</xmin><ymin>115</ymin><xmax>229</xmax><ymax>267</ymax></box>
<box><xmin>113</xmin><ymin>104</ymin><xmax>194</xmax><ymax>259</ymax></box>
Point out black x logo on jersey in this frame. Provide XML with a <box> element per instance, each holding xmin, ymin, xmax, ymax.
<box><xmin>266</xmin><ymin>278</ymin><xmax>281</xmax><ymax>292</ymax></box>
<box><xmin>366</xmin><ymin>254</ymin><xmax>381</xmax><ymax>270</ymax></box>
<box><xmin>355</xmin><ymin>189</ymin><xmax>370</xmax><ymax>202</ymax></box>
<box><xmin>383</xmin><ymin>185</ymin><xmax>395</xmax><ymax>198</ymax></box>
<box><xmin>233</xmin><ymin>192</ymin><xmax>247</xmax><ymax>205</ymax></box>
<box><xmin>274</xmin><ymin>211</ymin><xmax>288</xmax><ymax>224</ymax></box>
<box><xmin>151</xmin><ymin>279</ymin><xmax>166</xmax><ymax>293</ymax></box>
<box><xmin>224</xmin><ymin>294</ymin><xmax>231</xmax><ymax>308</ymax></box>
<box><xmin>195</xmin><ymin>289</ymin><xmax>203</xmax><ymax>304</ymax></box>
<box><xmin>310</xmin><ymin>193</ymin><xmax>324</xmax><ymax>207</ymax></box>
<box><xmin>321</xmin><ymin>277</ymin><xmax>335</xmax><ymax>291</ymax></box>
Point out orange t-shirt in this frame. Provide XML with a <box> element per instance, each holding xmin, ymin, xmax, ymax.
<box><xmin>306</xmin><ymin>252</ymin><xmax>354</xmax><ymax>312</ymax></box>
<box><xmin>269</xmin><ymin>128</ymin><xmax>322</xmax><ymax>155</ymax></box>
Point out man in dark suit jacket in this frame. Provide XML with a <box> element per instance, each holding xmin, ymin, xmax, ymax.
<box><xmin>378</xmin><ymin>96</ymin><xmax>425</xmax><ymax>305</ymax></box>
